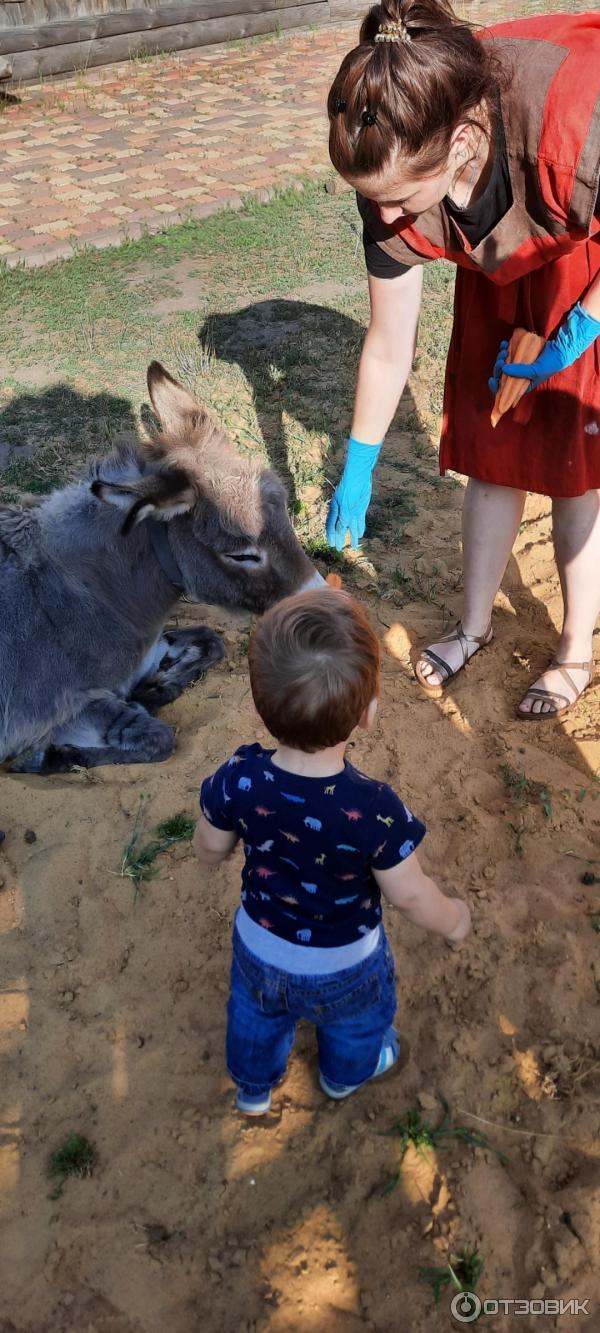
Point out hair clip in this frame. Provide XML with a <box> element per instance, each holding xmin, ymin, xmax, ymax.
<box><xmin>361</xmin><ymin>109</ymin><xmax>377</xmax><ymax>127</ymax></box>
<box><xmin>375</xmin><ymin>20</ymin><xmax>411</xmax><ymax>43</ymax></box>
<box><xmin>334</xmin><ymin>96</ymin><xmax>347</xmax><ymax>113</ymax></box>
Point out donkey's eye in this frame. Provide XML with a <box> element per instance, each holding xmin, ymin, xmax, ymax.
<box><xmin>222</xmin><ymin>548</ymin><xmax>265</xmax><ymax>568</ymax></box>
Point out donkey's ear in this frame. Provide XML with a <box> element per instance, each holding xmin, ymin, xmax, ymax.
<box><xmin>91</xmin><ymin>467</ymin><xmax>195</xmax><ymax>533</ymax></box>
<box><xmin>147</xmin><ymin>361</ymin><xmax>207</xmax><ymax>437</ymax></box>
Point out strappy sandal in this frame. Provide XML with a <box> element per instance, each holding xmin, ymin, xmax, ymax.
<box><xmin>415</xmin><ymin>621</ymin><xmax>493</xmax><ymax>697</ymax></box>
<box><xmin>517</xmin><ymin>659</ymin><xmax>594</xmax><ymax>721</ymax></box>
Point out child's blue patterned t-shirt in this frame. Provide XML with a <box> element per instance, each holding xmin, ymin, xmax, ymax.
<box><xmin>200</xmin><ymin>744</ymin><xmax>426</xmax><ymax>948</ymax></box>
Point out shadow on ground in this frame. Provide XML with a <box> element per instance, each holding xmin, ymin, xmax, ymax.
<box><xmin>199</xmin><ymin>299</ymin><xmax>367</xmax><ymax>513</ymax></box>
<box><xmin>0</xmin><ymin>385</ymin><xmax>137</xmax><ymax>492</ymax></box>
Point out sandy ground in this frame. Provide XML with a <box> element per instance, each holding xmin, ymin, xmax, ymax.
<box><xmin>2</xmin><ymin>404</ymin><xmax>600</xmax><ymax>1333</ymax></box>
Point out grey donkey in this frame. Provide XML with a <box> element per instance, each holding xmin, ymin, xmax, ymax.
<box><xmin>0</xmin><ymin>362</ymin><xmax>322</xmax><ymax>774</ymax></box>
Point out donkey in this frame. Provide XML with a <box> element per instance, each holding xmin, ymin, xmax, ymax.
<box><xmin>0</xmin><ymin>362</ymin><xmax>322</xmax><ymax>773</ymax></box>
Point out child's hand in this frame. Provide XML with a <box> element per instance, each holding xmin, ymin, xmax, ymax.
<box><xmin>445</xmin><ymin>898</ymin><xmax>471</xmax><ymax>943</ymax></box>
<box><xmin>374</xmin><ymin>856</ymin><xmax>471</xmax><ymax>940</ymax></box>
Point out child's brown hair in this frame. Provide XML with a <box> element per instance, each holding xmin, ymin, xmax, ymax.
<box><xmin>248</xmin><ymin>588</ymin><xmax>380</xmax><ymax>752</ymax></box>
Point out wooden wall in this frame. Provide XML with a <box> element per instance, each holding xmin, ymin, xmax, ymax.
<box><xmin>0</xmin><ymin>0</ymin><xmax>362</xmax><ymax>82</ymax></box>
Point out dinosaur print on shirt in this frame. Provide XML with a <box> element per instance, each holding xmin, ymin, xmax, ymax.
<box><xmin>200</xmin><ymin>744</ymin><xmax>425</xmax><ymax>948</ymax></box>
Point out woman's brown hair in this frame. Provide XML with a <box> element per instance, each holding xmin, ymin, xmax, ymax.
<box><xmin>328</xmin><ymin>0</ymin><xmax>502</xmax><ymax>180</ymax></box>
<box><xmin>248</xmin><ymin>588</ymin><xmax>380</xmax><ymax>753</ymax></box>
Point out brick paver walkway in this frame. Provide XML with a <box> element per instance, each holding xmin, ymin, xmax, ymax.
<box><xmin>0</xmin><ymin>25</ymin><xmax>357</xmax><ymax>268</ymax></box>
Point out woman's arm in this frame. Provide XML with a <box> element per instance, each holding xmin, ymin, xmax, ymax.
<box><xmin>581</xmin><ymin>265</ymin><xmax>600</xmax><ymax>320</ymax></box>
<box><xmin>494</xmin><ymin>259</ymin><xmax>600</xmax><ymax>392</ymax></box>
<box><xmin>326</xmin><ymin>264</ymin><xmax>423</xmax><ymax>550</ymax></box>
<box><xmin>352</xmin><ymin>265</ymin><xmax>423</xmax><ymax>443</ymax></box>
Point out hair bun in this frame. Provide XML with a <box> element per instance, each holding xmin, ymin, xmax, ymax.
<box><xmin>374</xmin><ymin>0</ymin><xmax>456</xmax><ymax>37</ymax></box>
<box><xmin>375</xmin><ymin>19</ymin><xmax>410</xmax><ymax>43</ymax></box>
<box><xmin>329</xmin><ymin>0</ymin><xmax>496</xmax><ymax>181</ymax></box>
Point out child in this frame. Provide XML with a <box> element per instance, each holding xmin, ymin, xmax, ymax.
<box><xmin>194</xmin><ymin>588</ymin><xmax>471</xmax><ymax>1114</ymax></box>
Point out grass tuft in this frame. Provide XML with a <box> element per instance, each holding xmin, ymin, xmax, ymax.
<box><xmin>501</xmin><ymin>764</ymin><xmax>552</xmax><ymax>819</ymax></box>
<box><xmin>48</xmin><ymin>1133</ymin><xmax>96</xmax><ymax>1198</ymax></box>
<box><xmin>419</xmin><ymin>1247</ymin><xmax>485</xmax><ymax>1306</ymax></box>
<box><xmin>154</xmin><ymin>812</ymin><xmax>196</xmax><ymax>841</ymax></box>
<box><xmin>121</xmin><ymin>798</ymin><xmax>196</xmax><ymax>889</ymax></box>
<box><xmin>381</xmin><ymin>1094</ymin><xmax>507</xmax><ymax>1194</ymax></box>
<box><xmin>302</xmin><ymin>537</ymin><xmax>345</xmax><ymax>566</ymax></box>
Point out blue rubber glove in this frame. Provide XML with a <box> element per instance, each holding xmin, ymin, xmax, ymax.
<box><xmin>326</xmin><ymin>436</ymin><xmax>382</xmax><ymax>551</ymax></box>
<box><xmin>488</xmin><ymin>340</ymin><xmax>510</xmax><ymax>395</ymax></box>
<box><xmin>490</xmin><ymin>303</ymin><xmax>600</xmax><ymax>395</ymax></box>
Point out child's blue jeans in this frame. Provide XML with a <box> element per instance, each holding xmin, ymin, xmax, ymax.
<box><xmin>226</xmin><ymin>926</ymin><xmax>397</xmax><ymax>1096</ymax></box>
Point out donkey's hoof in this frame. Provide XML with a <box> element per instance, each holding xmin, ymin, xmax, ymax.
<box><xmin>164</xmin><ymin>625</ymin><xmax>225</xmax><ymax>664</ymax></box>
<box><xmin>8</xmin><ymin>748</ymin><xmax>48</xmax><ymax>774</ymax></box>
<box><xmin>8</xmin><ymin>745</ymin><xmax>85</xmax><ymax>774</ymax></box>
<box><xmin>132</xmin><ymin>627</ymin><xmax>225</xmax><ymax>709</ymax></box>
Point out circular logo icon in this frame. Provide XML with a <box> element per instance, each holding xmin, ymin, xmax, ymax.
<box><xmin>451</xmin><ymin>1292</ymin><xmax>482</xmax><ymax>1323</ymax></box>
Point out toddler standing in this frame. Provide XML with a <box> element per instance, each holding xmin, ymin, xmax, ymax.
<box><xmin>194</xmin><ymin>589</ymin><xmax>471</xmax><ymax>1114</ymax></box>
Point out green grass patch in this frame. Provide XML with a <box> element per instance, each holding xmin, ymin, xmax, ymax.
<box><xmin>0</xmin><ymin>183</ymin><xmax>455</xmax><ymax>606</ymax></box>
<box><xmin>302</xmin><ymin>537</ymin><xmax>345</xmax><ymax>565</ymax></box>
<box><xmin>381</xmin><ymin>1094</ymin><xmax>507</xmax><ymax>1195</ymax></box>
<box><xmin>0</xmin><ymin>186</ymin><xmax>372</xmax><ymax>500</ymax></box>
<box><xmin>121</xmin><ymin>798</ymin><xmax>196</xmax><ymax>891</ymax></box>
<box><xmin>419</xmin><ymin>1247</ymin><xmax>485</xmax><ymax>1307</ymax></box>
<box><xmin>0</xmin><ymin>184</ymin><xmax>451</xmax><ymax>479</ymax></box>
<box><xmin>48</xmin><ymin>1133</ymin><xmax>96</xmax><ymax>1198</ymax></box>
<box><xmin>501</xmin><ymin>764</ymin><xmax>552</xmax><ymax>820</ymax></box>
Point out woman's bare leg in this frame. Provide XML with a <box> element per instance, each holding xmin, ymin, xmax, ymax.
<box><xmin>418</xmin><ymin>479</ymin><xmax>526</xmax><ymax>687</ymax></box>
<box><xmin>518</xmin><ymin>489</ymin><xmax>600</xmax><ymax>715</ymax></box>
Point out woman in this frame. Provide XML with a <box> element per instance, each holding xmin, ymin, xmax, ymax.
<box><xmin>325</xmin><ymin>1</ymin><xmax>600</xmax><ymax>718</ymax></box>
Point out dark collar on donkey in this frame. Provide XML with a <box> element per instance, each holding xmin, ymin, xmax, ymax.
<box><xmin>148</xmin><ymin>520</ymin><xmax>185</xmax><ymax>594</ymax></box>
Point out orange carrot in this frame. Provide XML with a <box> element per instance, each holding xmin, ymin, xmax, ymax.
<box><xmin>491</xmin><ymin>328</ymin><xmax>546</xmax><ymax>428</ymax></box>
<box><xmin>325</xmin><ymin>572</ymin><xmax>342</xmax><ymax>589</ymax></box>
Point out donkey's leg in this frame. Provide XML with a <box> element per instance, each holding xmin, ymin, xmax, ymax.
<box><xmin>130</xmin><ymin>626</ymin><xmax>224</xmax><ymax>711</ymax></box>
<box><xmin>9</xmin><ymin>696</ymin><xmax>175</xmax><ymax>773</ymax></box>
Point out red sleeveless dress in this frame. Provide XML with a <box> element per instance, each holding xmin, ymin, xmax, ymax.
<box><xmin>368</xmin><ymin>13</ymin><xmax>600</xmax><ymax>498</ymax></box>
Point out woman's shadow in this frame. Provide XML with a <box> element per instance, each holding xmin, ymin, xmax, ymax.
<box><xmin>199</xmin><ymin>300</ymin><xmax>370</xmax><ymax>514</ymax></box>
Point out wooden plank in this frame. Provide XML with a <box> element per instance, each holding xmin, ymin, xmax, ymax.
<box><xmin>42</xmin><ymin>0</ymin><xmax>76</xmax><ymax>19</ymax></box>
<box><xmin>0</xmin><ymin>0</ymin><xmax>314</xmax><ymax>20</ymax></box>
<box><xmin>5</xmin><ymin>2</ymin><xmax>330</xmax><ymax>78</ymax></box>
<box><xmin>0</xmin><ymin>12</ymin><xmax>148</xmax><ymax>45</ymax></box>
<box><xmin>328</xmin><ymin>0</ymin><xmax>364</xmax><ymax>17</ymax></box>
<box><xmin>0</xmin><ymin>0</ymin><xmax>317</xmax><ymax>51</ymax></box>
<box><xmin>0</xmin><ymin>2</ymin><xmax>25</xmax><ymax>27</ymax></box>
